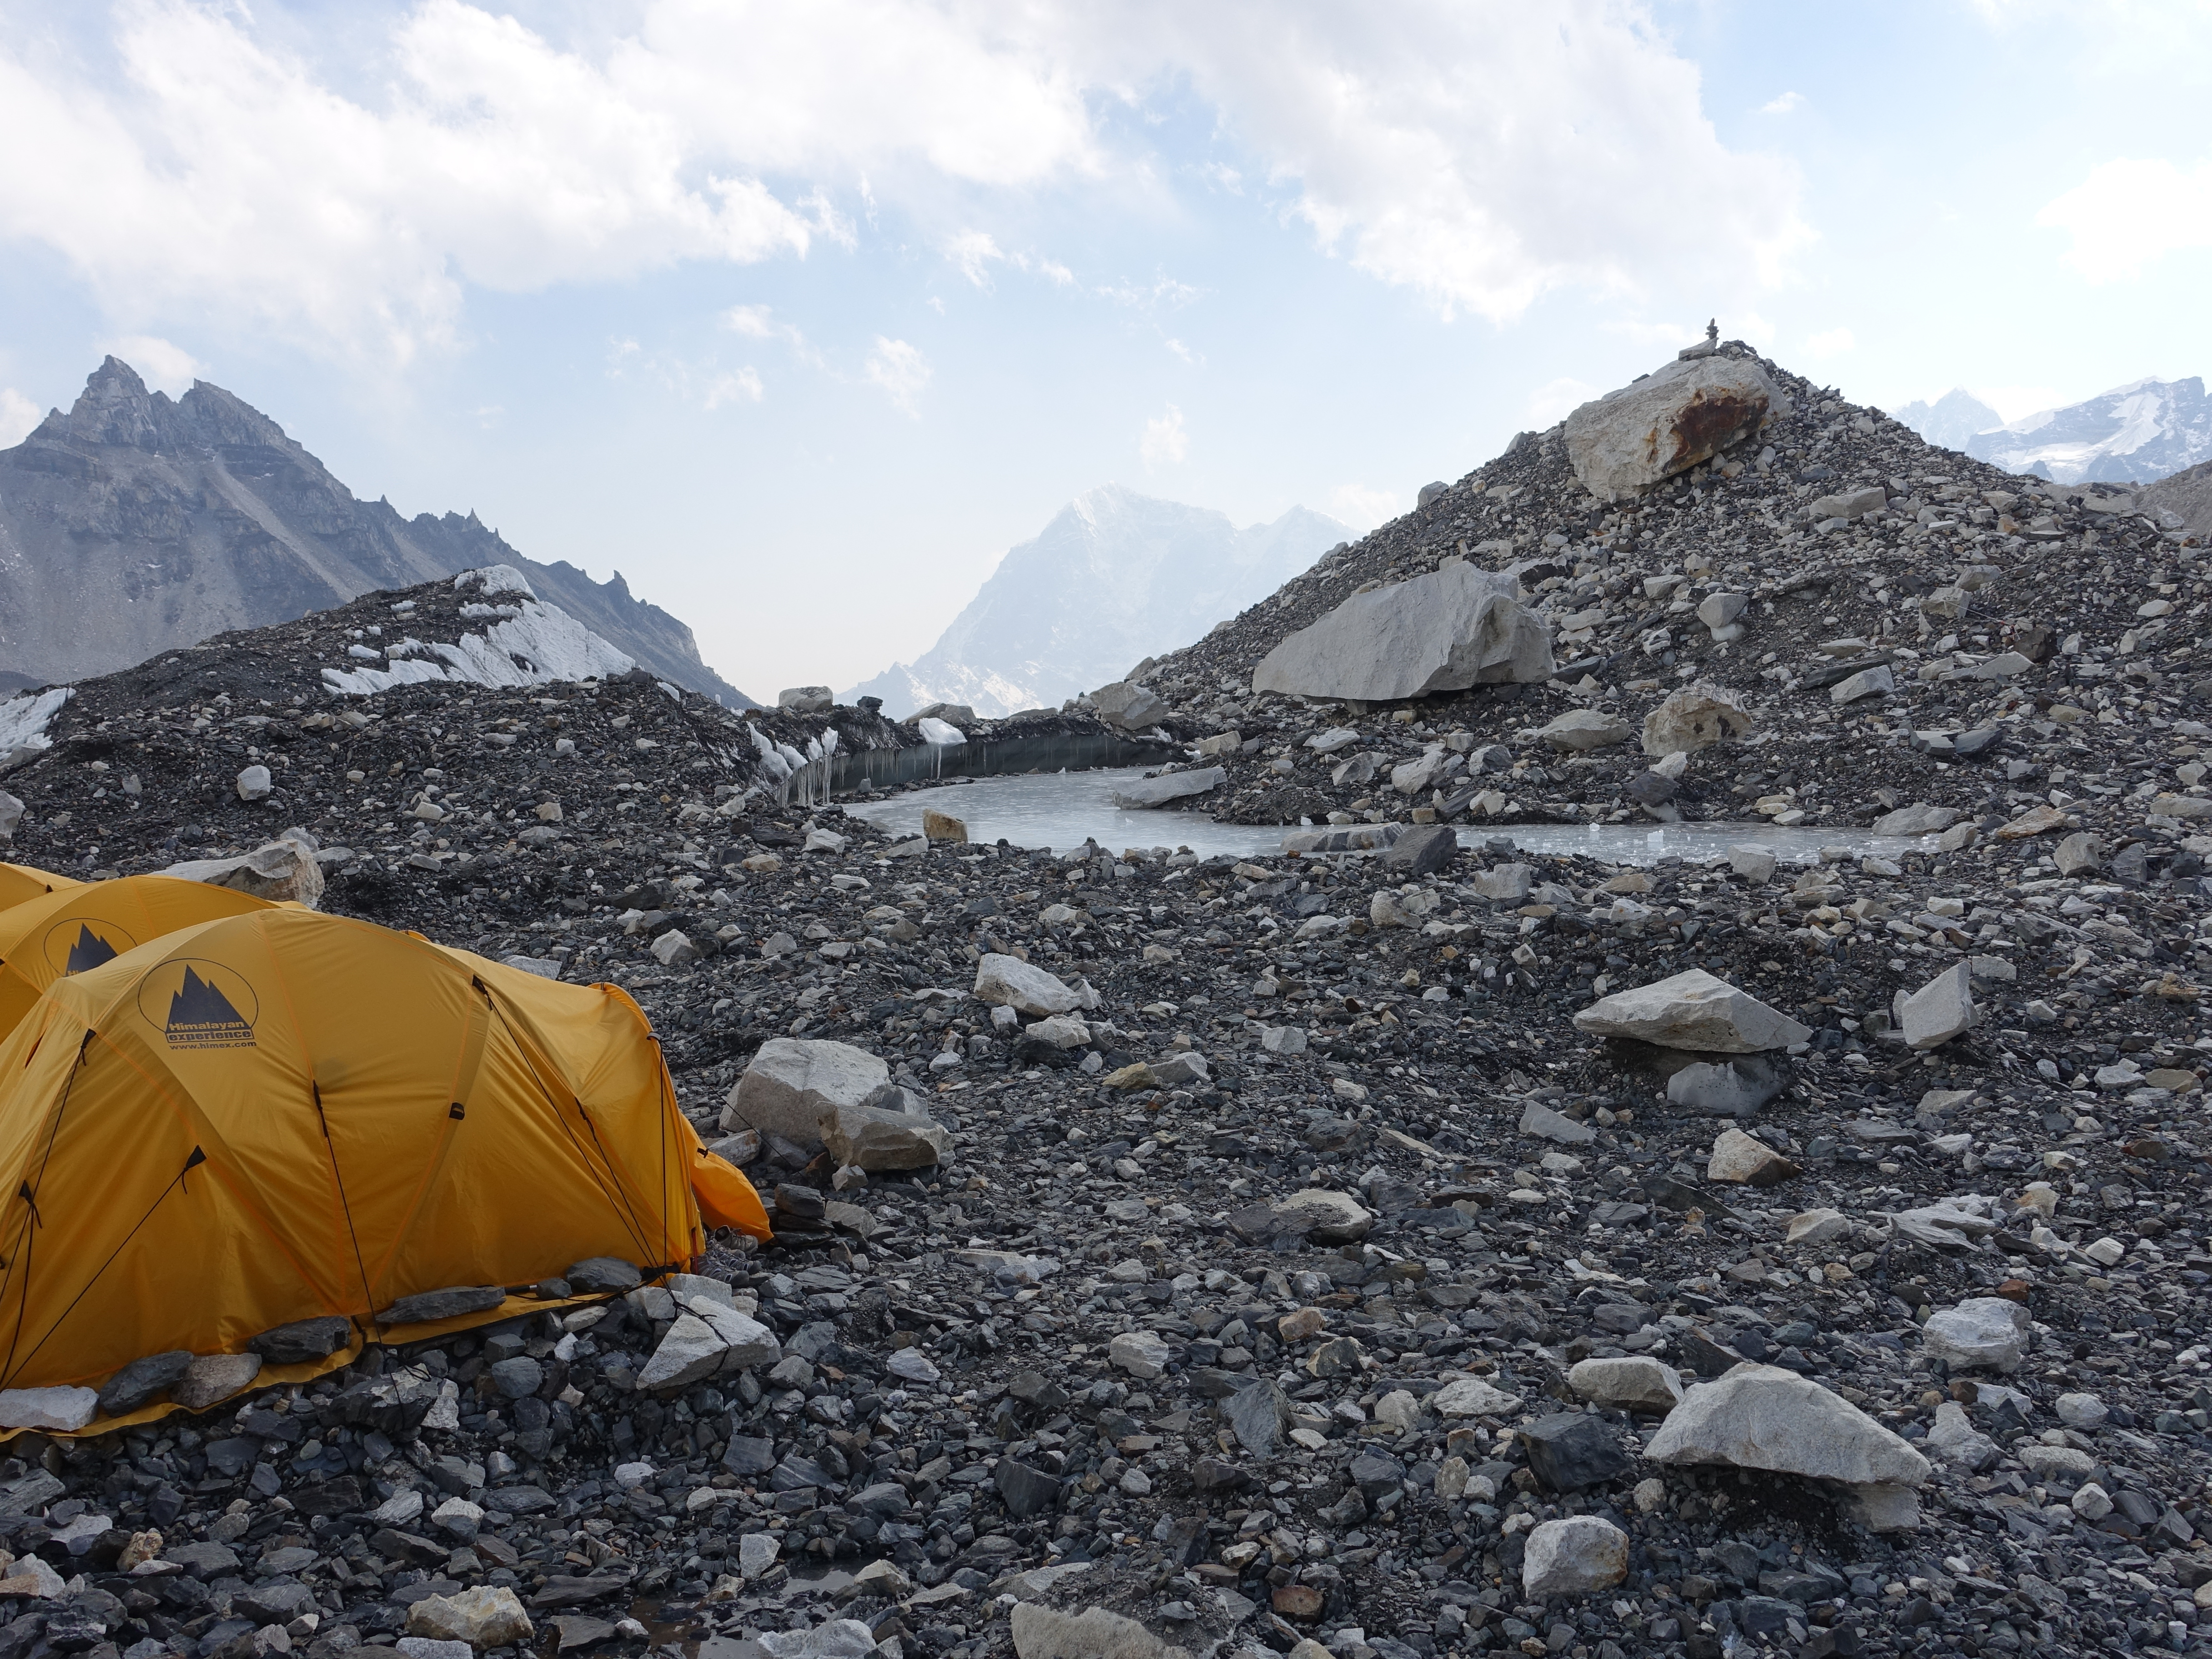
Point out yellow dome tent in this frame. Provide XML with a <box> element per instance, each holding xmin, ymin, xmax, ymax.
<box><xmin>0</xmin><ymin>905</ymin><xmax>767</xmax><ymax>1416</ymax></box>
<box><xmin>0</xmin><ymin>864</ymin><xmax>80</xmax><ymax>913</ymax></box>
<box><xmin>0</xmin><ymin>875</ymin><xmax>274</xmax><ymax>1043</ymax></box>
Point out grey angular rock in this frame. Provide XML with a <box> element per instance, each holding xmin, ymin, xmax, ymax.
<box><xmin>1251</xmin><ymin>562</ymin><xmax>1553</xmax><ymax>701</ymax></box>
<box><xmin>566</xmin><ymin>1257</ymin><xmax>641</xmax><ymax>1292</ymax></box>
<box><xmin>405</xmin><ymin>1585</ymin><xmax>534</xmax><ymax>1648</ymax></box>
<box><xmin>1272</xmin><ymin>1187</ymin><xmax>1372</xmax><ymax>1242</ymax></box>
<box><xmin>1830</xmin><ymin>664</ymin><xmax>1895</xmax><ymax>704</ymax></box>
<box><xmin>1537</xmin><ymin>709</ymin><xmax>1632</xmax><ymax>752</ymax></box>
<box><xmin>1574</xmin><ymin>968</ymin><xmax>1811</xmax><ymax>1053</ymax></box>
<box><xmin>722</xmin><ymin>1038</ymin><xmax>890</xmax><ymax>1151</ymax></box>
<box><xmin>1926</xmin><ymin>1401</ymin><xmax>1998</xmax><ymax>1471</ymax></box>
<box><xmin>637</xmin><ymin>1314</ymin><xmax>730</xmax><ymax>1391</ymax></box>
<box><xmin>1872</xmin><ymin>801</ymin><xmax>1959</xmax><ymax>836</ymax></box>
<box><xmin>821</xmin><ymin>1103</ymin><xmax>950</xmax><ymax>1171</ymax></box>
<box><xmin>163</xmin><ymin>837</ymin><xmax>326</xmax><ymax>907</ymax></box>
<box><xmin>1519</xmin><ymin>1100</ymin><xmax>1596</xmax><ymax>1145</ymax></box>
<box><xmin>1222</xmin><ymin>1380</ymin><xmax>1288</xmax><ymax>1455</ymax></box>
<box><xmin>1665</xmin><ymin>1055</ymin><xmax>1783</xmax><ymax>1116</ymax></box>
<box><xmin>380</xmin><ymin>1285</ymin><xmax>506</xmax><ymax>1325</ymax></box>
<box><xmin>973</xmin><ymin>954</ymin><xmax>1086</xmax><ymax>1017</ymax></box>
<box><xmin>1521</xmin><ymin>1516</ymin><xmax>1629</xmax><ymax>1596</ymax></box>
<box><xmin>1009</xmin><ymin>1603</ymin><xmax>1191</xmax><ymax>1659</ymax></box>
<box><xmin>1568</xmin><ymin>1357</ymin><xmax>1684</xmax><ymax>1414</ymax></box>
<box><xmin>995</xmin><ymin>1458</ymin><xmax>1061</xmax><ymax>1517</ymax></box>
<box><xmin>1520</xmin><ymin>1412</ymin><xmax>1632</xmax><ymax>1491</ymax></box>
<box><xmin>1110</xmin><ymin>768</ymin><xmax>1223</xmax><ymax>809</ymax></box>
<box><xmin>1920</xmin><ymin>1297</ymin><xmax>2030</xmax><ymax>1372</ymax></box>
<box><xmin>248</xmin><ymin>1315</ymin><xmax>352</xmax><ymax>1364</ymax></box>
<box><xmin>1706</xmin><ymin>1127</ymin><xmax>1798</xmax><ymax>1186</ymax></box>
<box><xmin>1899</xmin><ymin>962</ymin><xmax>1976</xmax><ymax>1048</ymax></box>
<box><xmin>97</xmin><ymin>1349</ymin><xmax>195</xmax><ymax>1416</ymax></box>
<box><xmin>172</xmin><ymin>1352</ymin><xmax>262</xmax><ymax>1409</ymax></box>
<box><xmin>1564</xmin><ymin>355</ymin><xmax>1776</xmax><ymax>500</ymax></box>
<box><xmin>1090</xmin><ymin>681</ymin><xmax>1166</xmax><ymax>730</ymax></box>
<box><xmin>1645</xmin><ymin>1362</ymin><xmax>1929</xmax><ymax>1529</ymax></box>
<box><xmin>1379</xmin><ymin>823</ymin><xmax>1458</xmax><ymax>876</ymax></box>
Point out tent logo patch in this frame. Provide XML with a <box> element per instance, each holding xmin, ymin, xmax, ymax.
<box><xmin>138</xmin><ymin>959</ymin><xmax>259</xmax><ymax>1050</ymax></box>
<box><xmin>42</xmin><ymin>918</ymin><xmax>138</xmax><ymax>977</ymax></box>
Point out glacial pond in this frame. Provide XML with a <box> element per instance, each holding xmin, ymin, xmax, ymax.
<box><xmin>844</xmin><ymin>768</ymin><xmax>1935</xmax><ymax>867</ymax></box>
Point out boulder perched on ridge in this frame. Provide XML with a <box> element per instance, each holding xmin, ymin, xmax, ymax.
<box><xmin>1250</xmin><ymin>562</ymin><xmax>1552</xmax><ymax>702</ymax></box>
<box><xmin>1564</xmin><ymin>355</ymin><xmax>1776</xmax><ymax>500</ymax></box>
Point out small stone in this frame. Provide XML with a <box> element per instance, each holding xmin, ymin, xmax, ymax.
<box><xmin>1521</xmin><ymin>1516</ymin><xmax>1629</xmax><ymax>1596</ymax></box>
<box><xmin>1785</xmin><ymin>1208</ymin><xmax>1849</xmax><ymax>1246</ymax></box>
<box><xmin>249</xmin><ymin>1316</ymin><xmax>352</xmax><ymax>1365</ymax></box>
<box><xmin>1519</xmin><ymin>1413</ymin><xmax>1632</xmax><ymax>1491</ymax></box>
<box><xmin>1109</xmin><ymin>1331</ymin><xmax>1171</xmax><ymax>1379</ymax></box>
<box><xmin>380</xmin><ymin>1286</ymin><xmax>506</xmax><ymax>1324</ymax></box>
<box><xmin>1727</xmin><ymin>844</ymin><xmax>1777</xmax><ymax>883</ymax></box>
<box><xmin>1706</xmin><ymin>1128</ymin><xmax>1798</xmax><ymax>1186</ymax></box>
<box><xmin>97</xmin><ymin>1350</ymin><xmax>195</xmax><ymax>1416</ymax></box>
<box><xmin>2071</xmin><ymin>1482</ymin><xmax>2114</xmax><ymax>1521</ymax></box>
<box><xmin>1898</xmin><ymin>962</ymin><xmax>1976</xmax><ymax>1049</ymax></box>
<box><xmin>1537</xmin><ymin>710</ymin><xmax>1632</xmax><ymax>752</ymax></box>
<box><xmin>173</xmin><ymin>1352</ymin><xmax>262</xmax><ymax>1409</ymax></box>
<box><xmin>1432</xmin><ymin>1377</ymin><xmax>1524</xmax><ymax>1418</ymax></box>
<box><xmin>921</xmin><ymin>809</ymin><xmax>968</xmax><ymax>843</ymax></box>
<box><xmin>0</xmin><ymin>1386</ymin><xmax>97</xmax><ymax>1432</ymax></box>
<box><xmin>1009</xmin><ymin>1602</ymin><xmax>1192</xmax><ymax>1659</ymax></box>
<box><xmin>1567</xmin><ymin>1357</ymin><xmax>1684</xmax><ymax>1415</ymax></box>
<box><xmin>236</xmin><ymin>764</ymin><xmax>272</xmax><ymax>801</ymax></box>
<box><xmin>2055</xmin><ymin>1391</ymin><xmax>2108</xmax><ymax>1429</ymax></box>
<box><xmin>1519</xmin><ymin>1100</ymin><xmax>1597</xmax><ymax>1145</ymax></box>
<box><xmin>1920</xmin><ymin>1298</ymin><xmax>2030</xmax><ymax>1372</ymax></box>
<box><xmin>405</xmin><ymin>1586</ymin><xmax>533</xmax><ymax>1648</ymax></box>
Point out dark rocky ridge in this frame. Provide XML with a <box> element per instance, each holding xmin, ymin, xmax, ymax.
<box><xmin>0</xmin><ymin>359</ymin><xmax>752</xmax><ymax>708</ymax></box>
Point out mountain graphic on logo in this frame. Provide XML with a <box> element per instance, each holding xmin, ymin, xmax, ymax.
<box><xmin>64</xmin><ymin>925</ymin><xmax>119</xmax><ymax>974</ymax></box>
<box><xmin>165</xmin><ymin>967</ymin><xmax>254</xmax><ymax>1046</ymax></box>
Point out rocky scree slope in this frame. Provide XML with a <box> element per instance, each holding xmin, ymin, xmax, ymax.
<box><xmin>0</xmin><ymin>557</ymin><xmax>2210</xmax><ymax>1659</ymax></box>
<box><xmin>0</xmin><ymin>358</ymin><xmax>750</xmax><ymax>707</ymax></box>
<box><xmin>1111</xmin><ymin>344</ymin><xmax>2208</xmax><ymax>850</ymax></box>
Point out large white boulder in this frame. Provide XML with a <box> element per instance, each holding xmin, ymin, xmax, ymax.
<box><xmin>722</xmin><ymin>1039</ymin><xmax>889</xmax><ymax>1150</ymax></box>
<box><xmin>1641</xmin><ymin>681</ymin><xmax>1753</xmax><ymax>757</ymax></box>
<box><xmin>1645</xmin><ymin>1362</ymin><xmax>1929</xmax><ymax>1530</ymax></box>
<box><xmin>1564</xmin><ymin>357</ymin><xmax>1776</xmax><ymax>501</ymax></box>
<box><xmin>1573</xmin><ymin>968</ymin><xmax>1811</xmax><ymax>1053</ymax></box>
<box><xmin>1251</xmin><ymin>562</ymin><xmax>1553</xmax><ymax>702</ymax></box>
<box><xmin>1090</xmin><ymin>681</ymin><xmax>1166</xmax><ymax>730</ymax></box>
<box><xmin>164</xmin><ymin>836</ymin><xmax>326</xmax><ymax>908</ymax></box>
<box><xmin>974</xmin><ymin>953</ymin><xmax>1087</xmax><ymax>1016</ymax></box>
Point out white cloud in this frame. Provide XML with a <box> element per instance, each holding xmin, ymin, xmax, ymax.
<box><xmin>103</xmin><ymin>333</ymin><xmax>203</xmax><ymax>394</ymax></box>
<box><xmin>1804</xmin><ymin>327</ymin><xmax>1855</xmax><ymax>358</ymax></box>
<box><xmin>1523</xmin><ymin>376</ymin><xmax>1598</xmax><ymax>427</ymax></box>
<box><xmin>0</xmin><ymin>1</ymin><xmax>1806</xmax><ymax>357</ymax></box>
<box><xmin>1165</xmin><ymin>337</ymin><xmax>1198</xmax><ymax>364</ymax></box>
<box><xmin>946</xmin><ymin>230</ymin><xmax>1005</xmax><ymax>287</ymax></box>
<box><xmin>2039</xmin><ymin>156</ymin><xmax>2212</xmax><ymax>282</ymax></box>
<box><xmin>1326</xmin><ymin>482</ymin><xmax>1399</xmax><ymax>530</ymax></box>
<box><xmin>1140</xmin><ymin>403</ymin><xmax>1187</xmax><ymax>465</ymax></box>
<box><xmin>866</xmin><ymin>337</ymin><xmax>930</xmax><ymax>417</ymax></box>
<box><xmin>704</xmin><ymin>368</ymin><xmax>765</xmax><ymax>409</ymax></box>
<box><xmin>1760</xmin><ymin>91</ymin><xmax>1804</xmax><ymax>115</ymax></box>
<box><xmin>0</xmin><ymin>388</ymin><xmax>40</xmax><ymax>447</ymax></box>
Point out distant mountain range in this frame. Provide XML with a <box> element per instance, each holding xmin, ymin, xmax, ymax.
<box><xmin>0</xmin><ymin>358</ymin><xmax>753</xmax><ymax>704</ymax></box>
<box><xmin>845</xmin><ymin>484</ymin><xmax>1348</xmax><ymax>719</ymax></box>
<box><xmin>1893</xmin><ymin>376</ymin><xmax>2211</xmax><ymax>486</ymax></box>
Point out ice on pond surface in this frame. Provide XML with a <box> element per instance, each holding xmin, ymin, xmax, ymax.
<box><xmin>844</xmin><ymin>767</ymin><xmax>1933</xmax><ymax>866</ymax></box>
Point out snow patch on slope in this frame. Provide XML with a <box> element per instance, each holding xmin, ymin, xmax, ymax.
<box><xmin>321</xmin><ymin>578</ymin><xmax>634</xmax><ymax>697</ymax></box>
<box><xmin>0</xmin><ymin>688</ymin><xmax>73</xmax><ymax>754</ymax></box>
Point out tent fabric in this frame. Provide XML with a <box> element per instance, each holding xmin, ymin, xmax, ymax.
<box><xmin>0</xmin><ymin>875</ymin><xmax>272</xmax><ymax>1043</ymax></box>
<box><xmin>0</xmin><ymin>906</ymin><xmax>766</xmax><ymax>1403</ymax></box>
<box><xmin>0</xmin><ymin>864</ymin><xmax>80</xmax><ymax>913</ymax></box>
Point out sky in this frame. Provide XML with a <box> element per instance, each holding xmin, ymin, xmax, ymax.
<box><xmin>2</xmin><ymin>1</ymin><xmax>2209</xmax><ymax>701</ymax></box>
